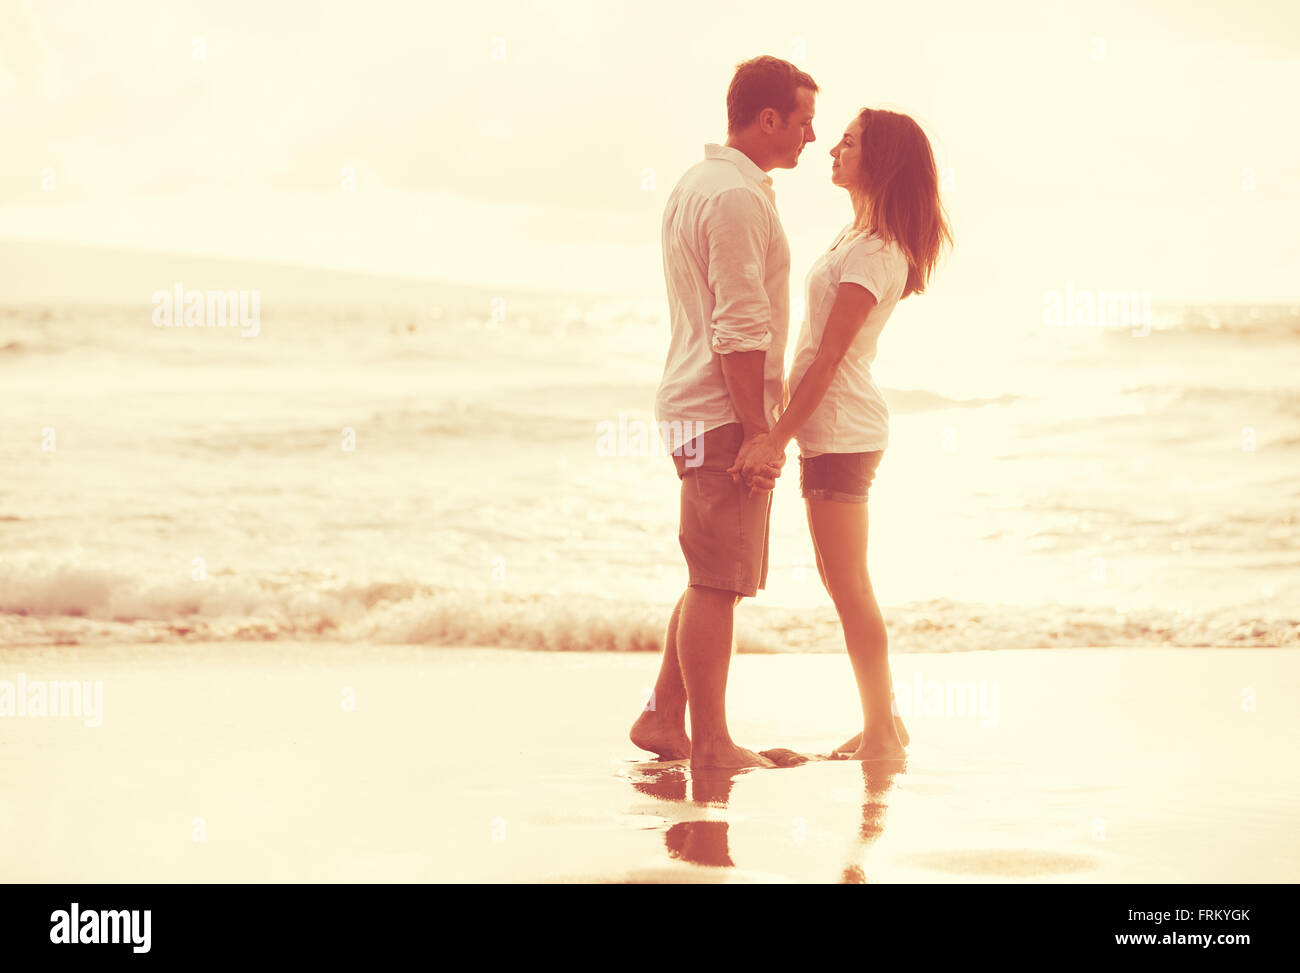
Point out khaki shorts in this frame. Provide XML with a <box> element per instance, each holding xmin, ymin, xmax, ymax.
<box><xmin>671</xmin><ymin>422</ymin><xmax>772</xmax><ymax>598</ymax></box>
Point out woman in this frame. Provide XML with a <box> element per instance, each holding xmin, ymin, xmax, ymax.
<box><xmin>731</xmin><ymin>108</ymin><xmax>951</xmax><ymax>760</ymax></box>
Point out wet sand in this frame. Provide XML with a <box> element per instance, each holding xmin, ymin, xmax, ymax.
<box><xmin>1</xmin><ymin>644</ymin><xmax>1296</xmax><ymax>882</ymax></box>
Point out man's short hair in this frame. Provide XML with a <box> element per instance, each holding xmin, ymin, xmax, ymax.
<box><xmin>726</xmin><ymin>55</ymin><xmax>819</xmax><ymax>133</ymax></box>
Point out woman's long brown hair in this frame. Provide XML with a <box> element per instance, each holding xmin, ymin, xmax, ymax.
<box><xmin>852</xmin><ymin>108</ymin><xmax>952</xmax><ymax>298</ymax></box>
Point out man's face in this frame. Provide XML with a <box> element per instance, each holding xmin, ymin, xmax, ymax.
<box><xmin>775</xmin><ymin>87</ymin><xmax>816</xmax><ymax>168</ymax></box>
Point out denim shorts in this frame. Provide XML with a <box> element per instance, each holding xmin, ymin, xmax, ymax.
<box><xmin>671</xmin><ymin>423</ymin><xmax>772</xmax><ymax>598</ymax></box>
<box><xmin>799</xmin><ymin>450</ymin><xmax>884</xmax><ymax>503</ymax></box>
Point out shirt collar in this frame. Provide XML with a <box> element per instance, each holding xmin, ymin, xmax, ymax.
<box><xmin>705</xmin><ymin>143</ymin><xmax>775</xmax><ymax>202</ymax></box>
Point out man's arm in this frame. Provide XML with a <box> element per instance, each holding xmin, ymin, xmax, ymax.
<box><xmin>704</xmin><ymin>187</ymin><xmax>774</xmax><ymax>364</ymax></box>
<box><xmin>719</xmin><ymin>349</ymin><xmax>781</xmax><ymax>489</ymax></box>
<box><xmin>719</xmin><ymin>350</ymin><xmax>769</xmax><ymax>437</ymax></box>
<box><xmin>702</xmin><ymin>188</ymin><xmax>783</xmax><ymax>486</ymax></box>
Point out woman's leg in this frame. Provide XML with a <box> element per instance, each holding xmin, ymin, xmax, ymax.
<box><xmin>806</xmin><ymin>497</ymin><xmax>905</xmax><ymax>759</ymax></box>
<box><xmin>807</xmin><ymin>515</ymin><xmax>909</xmax><ymax>750</ymax></box>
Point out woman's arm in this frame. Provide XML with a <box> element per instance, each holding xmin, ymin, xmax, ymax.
<box><xmin>729</xmin><ymin>282</ymin><xmax>877</xmax><ymax>492</ymax></box>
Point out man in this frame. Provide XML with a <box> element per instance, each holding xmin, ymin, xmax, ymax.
<box><xmin>630</xmin><ymin>55</ymin><xmax>818</xmax><ymax>770</ymax></box>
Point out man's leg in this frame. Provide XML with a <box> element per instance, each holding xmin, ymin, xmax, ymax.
<box><xmin>629</xmin><ymin>591</ymin><xmax>691</xmax><ymax>759</ymax></box>
<box><xmin>644</xmin><ymin>422</ymin><xmax>773</xmax><ymax>770</ymax></box>
<box><xmin>678</xmin><ymin>584</ymin><xmax>772</xmax><ymax>770</ymax></box>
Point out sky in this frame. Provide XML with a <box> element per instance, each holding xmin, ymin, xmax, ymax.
<box><xmin>1</xmin><ymin>0</ymin><xmax>1298</xmax><ymax>303</ymax></box>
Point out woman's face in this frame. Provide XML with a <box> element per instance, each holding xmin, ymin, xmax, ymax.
<box><xmin>830</xmin><ymin>117</ymin><xmax>865</xmax><ymax>190</ymax></box>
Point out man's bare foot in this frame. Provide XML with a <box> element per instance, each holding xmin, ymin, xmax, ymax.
<box><xmin>834</xmin><ymin>714</ymin><xmax>909</xmax><ymax>755</ymax></box>
<box><xmin>630</xmin><ymin>710</ymin><xmax>690</xmax><ymax>760</ymax></box>
<box><xmin>690</xmin><ymin>742</ymin><xmax>775</xmax><ymax>770</ymax></box>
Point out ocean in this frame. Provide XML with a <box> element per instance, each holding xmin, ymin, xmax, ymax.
<box><xmin>2</xmin><ymin>295</ymin><xmax>1297</xmax><ymax>651</ymax></box>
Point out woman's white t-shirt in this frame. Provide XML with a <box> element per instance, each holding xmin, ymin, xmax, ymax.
<box><xmin>787</xmin><ymin>223</ymin><xmax>909</xmax><ymax>455</ymax></box>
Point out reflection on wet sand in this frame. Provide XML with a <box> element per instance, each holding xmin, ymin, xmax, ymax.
<box><xmin>629</xmin><ymin>763</ymin><xmax>741</xmax><ymax>869</ymax></box>
<box><xmin>624</xmin><ymin>751</ymin><xmax>907</xmax><ymax>880</ymax></box>
<box><xmin>839</xmin><ymin>759</ymin><xmax>905</xmax><ymax>883</ymax></box>
<box><xmin>666</xmin><ymin>764</ymin><xmax>738</xmax><ymax>869</ymax></box>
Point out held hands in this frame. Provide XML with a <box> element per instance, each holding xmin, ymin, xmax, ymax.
<box><xmin>727</xmin><ymin>431</ymin><xmax>788</xmax><ymax>498</ymax></box>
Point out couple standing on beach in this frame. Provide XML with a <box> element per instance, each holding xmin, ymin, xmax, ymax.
<box><xmin>630</xmin><ymin>56</ymin><xmax>951</xmax><ymax>770</ymax></box>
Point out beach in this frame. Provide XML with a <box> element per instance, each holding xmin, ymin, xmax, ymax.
<box><xmin>3</xmin><ymin>0</ymin><xmax>1299</xmax><ymax>907</ymax></box>
<box><xmin>3</xmin><ymin>644</ymin><xmax>1295</xmax><ymax>883</ymax></box>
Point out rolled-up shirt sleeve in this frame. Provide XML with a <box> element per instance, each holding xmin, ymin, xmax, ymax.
<box><xmin>702</xmin><ymin>187</ymin><xmax>773</xmax><ymax>354</ymax></box>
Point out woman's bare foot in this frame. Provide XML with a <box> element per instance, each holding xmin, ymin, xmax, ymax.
<box><xmin>834</xmin><ymin>714</ymin><xmax>909</xmax><ymax>755</ymax></box>
<box><xmin>690</xmin><ymin>742</ymin><xmax>776</xmax><ymax>770</ymax></box>
<box><xmin>630</xmin><ymin>710</ymin><xmax>691</xmax><ymax>760</ymax></box>
<box><xmin>846</xmin><ymin>739</ymin><xmax>907</xmax><ymax>761</ymax></box>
